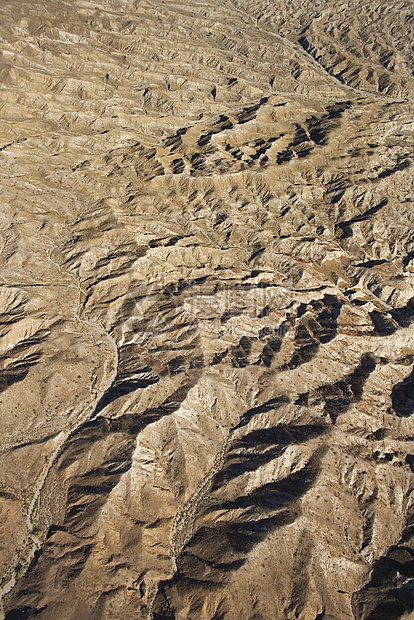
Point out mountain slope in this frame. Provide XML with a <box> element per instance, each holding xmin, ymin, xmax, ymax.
<box><xmin>0</xmin><ymin>1</ymin><xmax>413</xmax><ymax>618</ymax></box>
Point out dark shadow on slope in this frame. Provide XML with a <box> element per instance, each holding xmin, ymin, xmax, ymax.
<box><xmin>0</xmin><ymin>335</ymin><xmax>46</xmax><ymax>393</ymax></box>
<box><xmin>94</xmin><ymin>371</ymin><xmax>159</xmax><ymax>414</ymax></box>
<box><xmin>211</xmin><ymin>424</ymin><xmax>327</xmax><ymax>489</ymax></box>
<box><xmin>391</xmin><ymin>367</ymin><xmax>414</xmax><ymax>417</ymax></box>
<box><xmin>279</xmin><ymin>295</ymin><xmax>342</xmax><ymax>371</ymax></box>
<box><xmin>335</xmin><ymin>199</ymin><xmax>388</xmax><ymax>239</ymax></box>
<box><xmin>319</xmin><ymin>352</ymin><xmax>376</xmax><ymax>422</ymax></box>
<box><xmin>152</xmin><ymin>448</ymin><xmax>326</xmax><ymax>617</ymax></box>
<box><xmin>4</xmin><ymin>363</ymin><xmax>204</xmax><ymax>617</ymax></box>
<box><xmin>233</xmin><ymin>395</ymin><xmax>290</xmax><ymax>430</ymax></box>
<box><xmin>352</xmin><ymin>527</ymin><xmax>414</xmax><ymax>620</ymax></box>
<box><xmin>369</xmin><ymin>310</ymin><xmax>398</xmax><ymax>336</ymax></box>
<box><xmin>306</xmin><ymin>101</ymin><xmax>352</xmax><ymax>145</ymax></box>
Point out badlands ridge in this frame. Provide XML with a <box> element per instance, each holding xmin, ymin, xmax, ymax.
<box><xmin>0</xmin><ymin>0</ymin><xmax>413</xmax><ymax>618</ymax></box>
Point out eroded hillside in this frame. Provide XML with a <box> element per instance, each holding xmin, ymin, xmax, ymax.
<box><xmin>0</xmin><ymin>1</ymin><xmax>413</xmax><ymax>618</ymax></box>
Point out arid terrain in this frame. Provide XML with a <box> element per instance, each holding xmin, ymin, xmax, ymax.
<box><xmin>0</xmin><ymin>0</ymin><xmax>413</xmax><ymax>618</ymax></box>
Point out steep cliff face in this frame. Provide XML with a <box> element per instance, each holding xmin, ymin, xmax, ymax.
<box><xmin>0</xmin><ymin>1</ymin><xmax>413</xmax><ymax>619</ymax></box>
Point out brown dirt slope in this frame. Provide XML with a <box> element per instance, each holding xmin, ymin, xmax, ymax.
<box><xmin>0</xmin><ymin>1</ymin><xmax>413</xmax><ymax>619</ymax></box>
